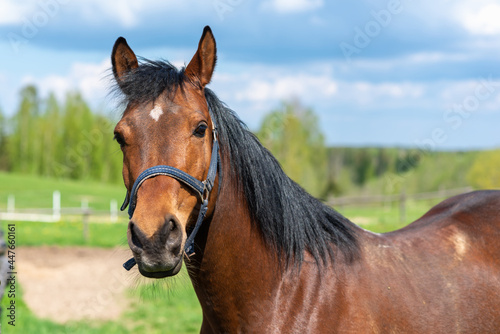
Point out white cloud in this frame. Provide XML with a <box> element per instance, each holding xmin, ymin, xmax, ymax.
<box><xmin>454</xmin><ymin>1</ymin><xmax>500</xmax><ymax>35</ymax></box>
<box><xmin>75</xmin><ymin>1</ymin><xmax>143</xmax><ymax>28</ymax></box>
<box><xmin>331</xmin><ymin>81</ymin><xmax>426</xmax><ymax>109</ymax></box>
<box><xmin>439</xmin><ymin>78</ymin><xmax>500</xmax><ymax>112</ymax></box>
<box><xmin>0</xmin><ymin>0</ymin><xmax>187</xmax><ymax>28</ymax></box>
<box><xmin>21</xmin><ymin>59</ymin><xmax>111</xmax><ymax>107</ymax></box>
<box><xmin>235</xmin><ymin>74</ymin><xmax>338</xmax><ymax>103</ymax></box>
<box><xmin>0</xmin><ymin>1</ymin><xmax>32</xmax><ymax>24</ymax></box>
<box><xmin>261</xmin><ymin>0</ymin><xmax>324</xmax><ymax>14</ymax></box>
<box><xmin>212</xmin><ymin>61</ymin><xmax>432</xmax><ymax>126</ymax></box>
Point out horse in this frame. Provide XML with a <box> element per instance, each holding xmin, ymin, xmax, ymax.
<box><xmin>111</xmin><ymin>26</ymin><xmax>500</xmax><ymax>333</ymax></box>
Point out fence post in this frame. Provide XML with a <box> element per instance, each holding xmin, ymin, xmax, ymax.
<box><xmin>7</xmin><ymin>195</ymin><xmax>15</xmax><ymax>213</ymax></box>
<box><xmin>53</xmin><ymin>191</ymin><xmax>61</xmax><ymax>221</ymax></box>
<box><xmin>399</xmin><ymin>189</ymin><xmax>406</xmax><ymax>225</ymax></box>
<box><xmin>110</xmin><ymin>199</ymin><xmax>118</xmax><ymax>223</ymax></box>
<box><xmin>82</xmin><ymin>209</ymin><xmax>90</xmax><ymax>243</ymax></box>
<box><xmin>81</xmin><ymin>198</ymin><xmax>90</xmax><ymax>242</ymax></box>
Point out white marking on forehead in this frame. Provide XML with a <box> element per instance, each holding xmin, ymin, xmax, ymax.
<box><xmin>149</xmin><ymin>104</ymin><xmax>163</xmax><ymax>122</ymax></box>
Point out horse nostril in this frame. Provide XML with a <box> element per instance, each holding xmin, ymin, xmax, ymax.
<box><xmin>128</xmin><ymin>222</ymin><xmax>144</xmax><ymax>253</ymax></box>
<box><xmin>164</xmin><ymin>216</ymin><xmax>182</xmax><ymax>252</ymax></box>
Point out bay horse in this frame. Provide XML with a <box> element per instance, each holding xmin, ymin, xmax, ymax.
<box><xmin>111</xmin><ymin>26</ymin><xmax>500</xmax><ymax>333</ymax></box>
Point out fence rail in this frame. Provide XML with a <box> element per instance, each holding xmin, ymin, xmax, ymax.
<box><xmin>327</xmin><ymin>187</ymin><xmax>473</xmax><ymax>207</ymax></box>
<box><xmin>327</xmin><ymin>187</ymin><xmax>473</xmax><ymax>223</ymax></box>
<box><xmin>1</xmin><ymin>187</ymin><xmax>475</xmax><ymax>225</ymax></box>
<box><xmin>0</xmin><ymin>191</ymin><xmax>123</xmax><ymax>223</ymax></box>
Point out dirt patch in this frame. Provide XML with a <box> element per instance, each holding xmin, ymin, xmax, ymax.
<box><xmin>17</xmin><ymin>246</ymin><xmax>139</xmax><ymax>323</ymax></box>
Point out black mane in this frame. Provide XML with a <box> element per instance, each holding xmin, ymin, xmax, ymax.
<box><xmin>112</xmin><ymin>58</ymin><xmax>186</xmax><ymax>105</ymax></box>
<box><xmin>114</xmin><ymin>59</ymin><xmax>360</xmax><ymax>266</ymax></box>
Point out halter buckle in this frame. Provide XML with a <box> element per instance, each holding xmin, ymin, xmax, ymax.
<box><xmin>202</xmin><ymin>186</ymin><xmax>210</xmax><ymax>203</ymax></box>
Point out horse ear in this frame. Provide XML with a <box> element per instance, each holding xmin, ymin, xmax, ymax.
<box><xmin>185</xmin><ymin>26</ymin><xmax>217</xmax><ymax>88</ymax></box>
<box><xmin>111</xmin><ymin>37</ymin><xmax>138</xmax><ymax>88</ymax></box>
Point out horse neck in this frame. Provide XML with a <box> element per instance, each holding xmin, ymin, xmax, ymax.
<box><xmin>185</xmin><ymin>177</ymin><xmax>351</xmax><ymax>332</ymax></box>
<box><xmin>185</xmin><ymin>176</ymin><xmax>283</xmax><ymax>328</ymax></box>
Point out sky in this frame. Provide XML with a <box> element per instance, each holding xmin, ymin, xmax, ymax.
<box><xmin>1</xmin><ymin>0</ymin><xmax>500</xmax><ymax>149</ymax></box>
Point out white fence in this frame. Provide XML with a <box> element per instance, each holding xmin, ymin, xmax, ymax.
<box><xmin>0</xmin><ymin>191</ymin><xmax>122</xmax><ymax>223</ymax></box>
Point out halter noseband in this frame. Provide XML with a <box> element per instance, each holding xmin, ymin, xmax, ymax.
<box><xmin>121</xmin><ymin>110</ymin><xmax>219</xmax><ymax>271</ymax></box>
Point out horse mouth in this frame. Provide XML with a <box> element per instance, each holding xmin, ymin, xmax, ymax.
<box><xmin>137</xmin><ymin>258</ymin><xmax>183</xmax><ymax>278</ymax></box>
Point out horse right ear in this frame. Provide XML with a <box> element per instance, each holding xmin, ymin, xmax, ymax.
<box><xmin>111</xmin><ymin>37</ymin><xmax>138</xmax><ymax>89</ymax></box>
<box><xmin>185</xmin><ymin>26</ymin><xmax>217</xmax><ymax>89</ymax></box>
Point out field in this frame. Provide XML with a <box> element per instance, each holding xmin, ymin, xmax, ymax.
<box><xmin>0</xmin><ymin>172</ymin><xmax>126</xmax><ymax>212</ymax></box>
<box><xmin>0</xmin><ymin>172</ymin><xmax>462</xmax><ymax>333</ymax></box>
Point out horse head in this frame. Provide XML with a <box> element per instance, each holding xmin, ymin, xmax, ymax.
<box><xmin>112</xmin><ymin>27</ymin><xmax>218</xmax><ymax>278</ymax></box>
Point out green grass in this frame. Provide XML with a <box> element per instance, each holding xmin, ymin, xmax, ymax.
<box><xmin>0</xmin><ymin>171</ymin><xmax>126</xmax><ymax>211</ymax></box>
<box><xmin>1</xmin><ymin>221</ymin><xmax>128</xmax><ymax>248</ymax></box>
<box><xmin>125</xmin><ymin>278</ymin><xmax>202</xmax><ymax>334</ymax></box>
<box><xmin>337</xmin><ymin>198</ymin><xmax>445</xmax><ymax>233</ymax></box>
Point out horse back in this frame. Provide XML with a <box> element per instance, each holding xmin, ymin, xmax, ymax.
<box><xmin>398</xmin><ymin>189</ymin><xmax>500</xmax><ymax>242</ymax></box>
<box><xmin>345</xmin><ymin>190</ymin><xmax>500</xmax><ymax>333</ymax></box>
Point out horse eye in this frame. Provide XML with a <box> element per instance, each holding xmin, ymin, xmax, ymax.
<box><xmin>194</xmin><ymin>123</ymin><xmax>208</xmax><ymax>138</ymax></box>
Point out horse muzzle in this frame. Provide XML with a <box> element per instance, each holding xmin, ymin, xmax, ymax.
<box><xmin>127</xmin><ymin>216</ymin><xmax>184</xmax><ymax>278</ymax></box>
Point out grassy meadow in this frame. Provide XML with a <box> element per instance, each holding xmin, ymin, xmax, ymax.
<box><xmin>0</xmin><ymin>171</ymin><xmax>126</xmax><ymax>211</ymax></box>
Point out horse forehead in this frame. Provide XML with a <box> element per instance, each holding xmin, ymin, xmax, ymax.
<box><xmin>147</xmin><ymin>100</ymin><xmax>182</xmax><ymax>122</ymax></box>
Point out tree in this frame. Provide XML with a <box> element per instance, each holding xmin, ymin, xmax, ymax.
<box><xmin>60</xmin><ymin>91</ymin><xmax>95</xmax><ymax>180</ymax></box>
<box><xmin>2</xmin><ymin>85</ymin><xmax>124</xmax><ymax>184</ymax></box>
<box><xmin>38</xmin><ymin>93</ymin><xmax>61</xmax><ymax>176</ymax></box>
<box><xmin>467</xmin><ymin>150</ymin><xmax>500</xmax><ymax>189</ymax></box>
<box><xmin>7</xmin><ymin>85</ymin><xmax>40</xmax><ymax>173</ymax></box>
<box><xmin>353</xmin><ymin>149</ymin><xmax>374</xmax><ymax>186</ymax></box>
<box><xmin>375</xmin><ymin>148</ymin><xmax>391</xmax><ymax>177</ymax></box>
<box><xmin>0</xmin><ymin>106</ymin><xmax>8</xmax><ymax>170</ymax></box>
<box><xmin>257</xmin><ymin>100</ymin><xmax>328</xmax><ymax>198</ymax></box>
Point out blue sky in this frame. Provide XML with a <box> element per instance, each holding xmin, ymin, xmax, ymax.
<box><xmin>1</xmin><ymin>0</ymin><xmax>500</xmax><ymax>149</ymax></box>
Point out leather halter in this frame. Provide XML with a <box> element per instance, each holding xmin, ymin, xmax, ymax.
<box><xmin>121</xmin><ymin>110</ymin><xmax>219</xmax><ymax>271</ymax></box>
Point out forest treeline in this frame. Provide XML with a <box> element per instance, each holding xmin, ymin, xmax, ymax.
<box><xmin>0</xmin><ymin>86</ymin><xmax>497</xmax><ymax>197</ymax></box>
<box><xmin>0</xmin><ymin>86</ymin><xmax>123</xmax><ymax>183</ymax></box>
<box><xmin>256</xmin><ymin>101</ymin><xmax>497</xmax><ymax>197</ymax></box>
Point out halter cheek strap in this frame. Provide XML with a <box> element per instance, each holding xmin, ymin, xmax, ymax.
<box><xmin>121</xmin><ymin>115</ymin><xmax>219</xmax><ymax>271</ymax></box>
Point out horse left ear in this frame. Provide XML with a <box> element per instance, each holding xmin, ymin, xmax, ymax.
<box><xmin>111</xmin><ymin>37</ymin><xmax>139</xmax><ymax>89</ymax></box>
<box><xmin>185</xmin><ymin>26</ymin><xmax>217</xmax><ymax>88</ymax></box>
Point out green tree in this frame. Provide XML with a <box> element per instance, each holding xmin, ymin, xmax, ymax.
<box><xmin>8</xmin><ymin>85</ymin><xmax>41</xmax><ymax>173</ymax></box>
<box><xmin>353</xmin><ymin>149</ymin><xmax>374</xmax><ymax>186</ymax></box>
<box><xmin>467</xmin><ymin>150</ymin><xmax>500</xmax><ymax>189</ymax></box>
<box><xmin>257</xmin><ymin>100</ymin><xmax>327</xmax><ymax>198</ymax></box>
<box><xmin>38</xmin><ymin>93</ymin><xmax>62</xmax><ymax>176</ymax></box>
<box><xmin>0</xmin><ymin>106</ymin><xmax>8</xmax><ymax>170</ymax></box>
<box><xmin>60</xmin><ymin>92</ymin><xmax>95</xmax><ymax>180</ymax></box>
<box><xmin>88</xmin><ymin>114</ymin><xmax>122</xmax><ymax>183</ymax></box>
<box><xmin>375</xmin><ymin>148</ymin><xmax>391</xmax><ymax>177</ymax></box>
<box><xmin>3</xmin><ymin>85</ymin><xmax>124</xmax><ymax>184</ymax></box>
